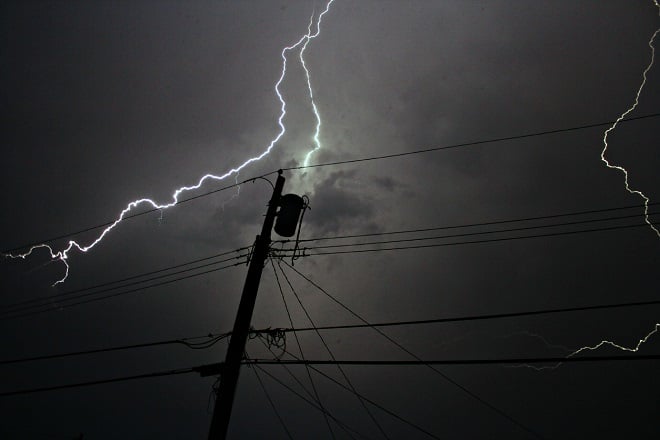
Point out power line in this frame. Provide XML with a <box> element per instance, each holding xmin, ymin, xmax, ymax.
<box><xmin>6</xmin><ymin>295</ymin><xmax>658</xmax><ymax>366</ymax></box>
<box><xmin>268</xmin><ymin>258</ymin><xmax>337</xmax><ymax>438</ymax></box>
<box><xmin>254</xmin><ymin>335</ymin><xmax>362</xmax><ymax>440</ymax></box>
<box><xmin>245</xmin><ymin>354</ymin><xmax>660</xmax><ymax>366</ymax></box>
<box><xmin>273</xmin><ymin>260</ymin><xmax>390</xmax><ymax>440</ymax></box>
<box><xmin>9</xmin><ymin>202</ymin><xmax>636</xmax><ymax>316</ymax></box>
<box><xmin>283</xmin><ymin>112</ymin><xmax>660</xmax><ymax>171</ymax></box>
<box><xmin>2</xmin><ymin>351</ymin><xmax>655</xmax><ymax>400</ymax></box>
<box><xmin>255</xmin><ymin>319</ymin><xmax>322</xmax><ymax>412</ymax></box>
<box><xmin>8</xmin><ymin>204</ymin><xmax>640</xmax><ymax>315</ymax></box>
<box><xmin>265</xmin><ymin>297</ymin><xmax>660</xmax><ymax>333</ymax></box>
<box><xmin>246</xmin><ymin>351</ymin><xmax>294</xmax><ymax>440</ymax></box>
<box><xmin>275</xmin><ymin>223</ymin><xmax>651</xmax><ymax>258</ymax></box>
<box><xmin>1</xmin><ymin>257</ymin><xmax>246</xmax><ymax>319</ymax></box>
<box><xmin>0</xmin><ymin>366</ymin><xmax>196</xmax><ymax>397</ymax></box>
<box><xmin>9</xmin><ymin>208</ymin><xmax>644</xmax><ymax>315</ymax></box>
<box><xmin>307</xmin><ymin>363</ymin><xmax>441</xmax><ymax>440</ymax></box>
<box><xmin>281</xmin><ymin>213</ymin><xmax>657</xmax><ymax>252</ymax></box>
<box><xmin>1</xmin><ymin>260</ymin><xmax>245</xmax><ymax>321</ymax></box>
<box><xmin>1</xmin><ymin>247</ymin><xmax>250</xmax><ymax>311</ymax></box>
<box><xmin>0</xmin><ymin>332</ymin><xmax>230</xmax><ymax>366</ymax></box>
<box><xmin>1</xmin><ymin>252</ymin><xmax>249</xmax><ymax>316</ymax></box>
<box><xmin>4</xmin><ymin>113</ymin><xmax>658</xmax><ymax>255</ymax></box>
<box><xmin>2</xmin><ymin>172</ymin><xmax>275</xmax><ymax>254</ymax></box>
<box><xmin>276</xmin><ymin>202</ymin><xmax>659</xmax><ymax>244</ymax></box>
<box><xmin>279</xmin><ymin>261</ymin><xmax>546</xmax><ymax>440</ymax></box>
<box><xmin>254</xmin><ymin>365</ymin><xmax>374</xmax><ymax>440</ymax></box>
<box><xmin>264</xmin><ymin>333</ymin><xmax>441</xmax><ymax>440</ymax></box>
<box><xmin>3</xmin><ymin>352</ymin><xmax>658</xmax><ymax>398</ymax></box>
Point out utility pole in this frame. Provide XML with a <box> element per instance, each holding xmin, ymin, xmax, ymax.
<box><xmin>207</xmin><ymin>170</ymin><xmax>286</xmax><ymax>440</ymax></box>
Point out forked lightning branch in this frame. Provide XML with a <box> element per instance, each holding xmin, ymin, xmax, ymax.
<box><xmin>4</xmin><ymin>0</ymin><xmax>335</xmax><ymax>285</ymax></box>
<box><xmin>3</xmin><ymin>0</ymin><xmax>659</xmax><ymax>368</ymax></box>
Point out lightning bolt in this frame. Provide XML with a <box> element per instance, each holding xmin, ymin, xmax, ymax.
<box><xmin>566</xmin><ymin>323</ymin><xmax>660</xmax><ymax>358</ymax></box>
<box><xmin>502</xmin><ymin>329</ymin><xmax>576</xmax><ymax>354</ymax></box>
<box><xmin>515</xmin><ymin>323</ymin><xmax>660</xmax><ymax>371</ymax></box>
<box><xmin>511</xmin><ymin>2</ymin><xmax>660</xmax><ymax>372</ymax></box>
<box><xmin>600</xmin><ymin>2</ymin><xmax>660</xmax><ymax>237</ymax></box>
<box><xmin>522</xmin><ymin>0</ymin><xmax>660</xmax><ymax>373</ymax></box>
<box><xmin>300</xmin><ymin>2</ymin><xmax>335</xmax><ymax>167</ymax></box>
<box><xmin>4</xmin><ymin>1</ymin><xmax>335</xmax><ymax>285</ymax></box>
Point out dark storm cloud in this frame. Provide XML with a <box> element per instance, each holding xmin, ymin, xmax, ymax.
<box><xmin>370</xmin><ymin>174</ymin><xmax>407</xmax><ymax>193</ymax></box>
<box><xmin>306</xmin><ymin>170</ymin><xmax>377</xmax><ymax>235</ymax></box>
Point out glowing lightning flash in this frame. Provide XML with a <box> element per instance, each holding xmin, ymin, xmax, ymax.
<box><xmin>3</xmin><ymin>1</ymin><xmax>335</xmax><ymax>285</ymax></box>
<box><xmin>600</xmin><ymin>18</ymin><xmax>660</xmax><ymax>237</ymax></box>
<box><xmin>517</xmin><ymin>323</ymin><xmax>660</xmax><ymax>371</ymax></box>
<box><xmin>566</xmin><ymin>323</ymin><xmax>660</xmax><ymax>359</ymax></box>
<box><xmin>561</xmin><ymin>3</ymin><xmax>660</xmax><ymax>365</ymax></box>
<box><xmin>300</xmin><ymin>3</ymin><xmax>334</xmax><ymax>167</ymax></box>
<box><xmin>519</xmin><ymin>5</ymin><xmax>660</xmax><ymax>372</ymax></box>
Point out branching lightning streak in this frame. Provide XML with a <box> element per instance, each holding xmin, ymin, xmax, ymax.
<box><xmin>517</xmin><ymin>3</ymin><xmax>660</xmax><ymax>373</ymax></box>
<box><xmin>3</xmin><ymin>1</ymin><xmax>335</xmax><ymax>285</ymax></box>
<box><xmin>517</xmin><ymin>323</ymin><xmax>660</xmax><ymax>371</ymax></box>
<box><xmin>567</xmin><ymin>323</ymin><xmax>660</xmax><ymax>358</ymax></box>
<box><xmin>301</xmin><ymin>2</ymin><xmax>334</xmax><ymax>167</ymax></box>
<box><xmin>501</xmin><ymin>329</ymin><xmax>576</xmax><ymax>354</ymax></box>
<box><xmin>600</xmin><ymin>8</ymin><xmax>660</xmax><ymax>237</ymax></box>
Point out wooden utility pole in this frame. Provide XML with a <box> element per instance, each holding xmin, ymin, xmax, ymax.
<box><xmin>207</xmin><ymin>170</ymin><xmax>285</xmax><ymax>440</ymax></box>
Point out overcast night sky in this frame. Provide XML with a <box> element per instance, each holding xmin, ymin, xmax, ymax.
<box><xmin>1</xmin><ymin>1</ymin><xmax>659</xmax><ymax>439</ymax></box>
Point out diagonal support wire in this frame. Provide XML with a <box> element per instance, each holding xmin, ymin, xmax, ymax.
<box><xmin>269</xmin><ymin>257</ymin><xmax>340</xmax><ymax>440</ymax></box>
<box><xmin>245</xmin><ymin>350</ymin><xmax>294</xmax><ymax>439</ymax></box>
<box><xmin>255</xmin><ymin>363</ymin><xmax>375</xmax><ymax>440</ymax></box>
<box><xmin>280</xmin><ymin>260</ymin><xmax>546</xmax><ymax>440</ymax></box>
<box><xmin>275</xmin><ymin>260</ymin><xmax>391</xmax><ymax>440</ymax></box>
<box><xmin>272</xmin><ymin>342</ymin><xmax>443</xmax><ymax>440</ymax></box>
<box><xmin>254</xmin><ymin>335</ymin><xmax>359</xmax><ymax>440</ymax></box>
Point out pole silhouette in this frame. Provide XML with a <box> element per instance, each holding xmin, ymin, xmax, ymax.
<box><xmin>207</xmin><ymin>170</ymin><xmax>285</xmax><ymax>439</ymax></box>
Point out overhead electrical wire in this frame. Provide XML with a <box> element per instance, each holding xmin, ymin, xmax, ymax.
<box><xmin>276</xmin><ymin>202</ymin><xmax>659</xmax><ymax>244</ymax></box>
<box><xmin>1</xmin><ymin>251</ymin><xmax>249</xmax><ymax>316</ymax></box>
<box><xmin>254</xmin><ymin>336</ymin><xmax>362</xmax><ymax>440</ymax></box>
<box><xmin>261</xmin><ymin>332</ymin><xmax>441</xmax><ymax>440</ymax></box>
<box><xmin>0</xmin><ymin>366</ymin><xmax>197</xmax><ymax>397</ymax></box>
<box><xmin>245</xmin><ymin>350</ymin><xmax>295</xmax><ymax>440</ymax></box>
<box><xmin>3</xmin><ymin>205</ymin><xmax>654</xmax><ymax>320</ymax></box>
<box><xmin>274</xmin><ymin>223</ymin><xmax>652</xmax><ymax>258</ymax></box>
<box><xmin>4</xmin><ymin>113</ymin><xmax>658</xmax><ymax>255</ymax></box>
<box><xmin>278</xmin><ymin>212</ymin><xmax>658</xmax><ymax>252</ymax></box>
<box><xmin>5</xmin><ymin>295</ymin><xmax>658</xmax><ymax>367</ymax></box>
<box><xmin>305</xmin><ymin>362</ymin><xmax>440</xmax><ymax>440</ymax></box>
<box><xmin>254</xmin><ymin>332</ymin><xmax>327</xmax><ymax>422</ymax></box>
<box><xmin>6</xmin><ymin>296</ymin><xmax>659</xmax><ymax>367</ymax></box>
<box><xmin>268</xmin><ymin>258</ymin><xmax>338</xmax><ymax>439</ymax></box>
<box><xmin>1</xmin><ymin>260</ymin><xmax>244</xmax><ymax>321</ymax></box>
<box><xmin>2</xmin><ymin>173</ymin><xmax>276</xmax><ymax>255</ymax></box>
<box><xmin>273</xmin><ymin>259</ymin><xmax>391</xmax><ymax>440</ymax></box>
<box><xmin>253</xmin><ymin>365</ymin><xmax>374</xmax><ymax>440</ymax></box>
<box><xmin>267</xmin><ymin>297</ymin><xmax>660</xmax><ymax>333</ymax></box>
<box><xmin>5</xmin><ymin>352</ymin><xmax>656</xmax><ymax>398</ymax></box>
<box><xmin>6</xmin><ymin>203</ymin><xmax>652</xmax><ymax>313</ymax></box>
<box><xmin>0</xmin><ymin>332</ymin><xmax>230</xmax><ymax>366</ymax></box>
<box><xmin>0</xmin><ymin>247</ymin><xmax>250</xmax><ymax>311</ymax></box>
<box><xmin>278</xmin><ymin>261</ymin><xmax>546</xmax><ymax>440</ymax></box>
<box><xmin>0</xmin><ymin>354</ymin><xmax>660</xmax><ymax>400</ymax></box>
<box><xmin>245</xmin><ymin>354</ymin><xmax>660</xmax><ymax>366</ymax></box>
<box><xmin>283</xmin><ymin>112</ymin><xmax>660</xmax><ymax>171</ymax></box>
